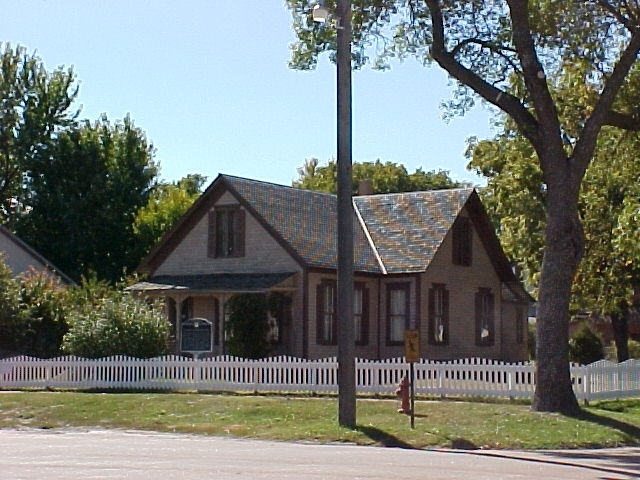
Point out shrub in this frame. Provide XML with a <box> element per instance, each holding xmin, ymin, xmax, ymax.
<box><xmin>15</xmin><ymin>269</ymin><xmax>69</xmax><ymax>357</ymax></box>
<box><xmin>62</xmin><ymin>286</ymin><xmax>170</xmax><ymax>358</ymax></box>
<box><xmin>0</xmin><ymin>261</ymin><xmax>69</xmax><ymax>358</ymax></box>
<box><xmin>569</xmin><ymin>324</ymin><xmax>604</xmax><ymax>365</ymax></box>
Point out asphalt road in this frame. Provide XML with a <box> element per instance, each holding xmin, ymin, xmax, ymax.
<box><xmin>0</xmin><ymin>429</ymin><xmax>639</xmax><ymax>480</ymax></box>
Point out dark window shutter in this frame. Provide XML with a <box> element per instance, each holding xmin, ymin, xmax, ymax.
<box><xmin>475</xmin><ymin>290</ymin><xmax>482</xmax><ymax>346</ymax></box>
<box><xmin>316</xmin><ymin>283</ymin><xmax>324</xmax><ymax>344</ymax></box>
<box><xmin>360</xmin><ymin>287</ymin><xmax>370</xmax><ymax>346</ymax></box>
<box><xmin>487</xmin><ymin>291</ymin><xmax>495</xmax><ymax>345</ymax></box>
<box><xmin>428</xmin><ymin>287</ymin><xmax>435</xmax><ymax>345</ymax></box>
<box><xmin>207</xmin><ymin>211</ymin><xmax>217</xmax><ymax>258</ymax></box>
<box><xmin>236</xmin><ymin>208</ymin><xmax>246</xmax><ymax>257</ymax></box>
<box><xmin>442</xmin><ymin>287</ymin><xmax>450</xmax><ymax>344</ymax></box>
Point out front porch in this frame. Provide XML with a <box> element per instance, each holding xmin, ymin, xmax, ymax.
<box><xmin>128</xmin><ymin>272</ymin><xmax>299</xmax><ymax>357</ymax></box>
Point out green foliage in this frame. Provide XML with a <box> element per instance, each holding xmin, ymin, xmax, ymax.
<box><xmin>133</xmin><ymin>174</ymin><xmax>206</xmax><ymax>262</ymax></box>
<box><xmin>0</xmin><ymin>261</ymin><xmax>69</xmax><ymax>358</ymax></box>
<box><xmin>224</xmin><ymin>294</ymin><xmax>272</xmax><ymax>359</ymax></box>
<box><xmin>13</xmin><ymin>269</ymin><xmax>69</xmax><ymax>358</ymax></box>
<box><xmin>569</xmin><ymin>324</ymin><xmax>604</xmax><ymax>366</ymax></box>
<box><xmin>62</xmin><ymin>284</ymin><xmax>170</xmax><ymax>358</ymax></box>
<box><xmin>15</xmin><ymin>115</ymin><xmax>159</xmax><ymax>283</ymax></box>
<box><xmin>293</xmin><ymin>158</ymin><xmax>465</xmax><ymax>194</ymax></box>
<box><xmin>0</xmin><ymin>255</ymin><xmax>19</xmax><ymax>355</ymax></box>
<box><xmin>0</xmin><ymin>43</ymin><xmax>78</xmax><ymax>226</ymax></box>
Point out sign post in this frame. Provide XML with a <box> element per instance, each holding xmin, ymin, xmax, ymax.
<box><xmin>403</xmin><ymin>329</ymin><xmax>419</xmax><ymax>429</ymax></box>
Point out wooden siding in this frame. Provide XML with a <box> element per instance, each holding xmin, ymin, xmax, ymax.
<box><xmin>419</xmin><ymin>209</ymin><xmax>510</xmax><ymax>361</ymax></box>
<box><xmin>155</xmin><ymin>194</ymin><xmax>301</xmax><ymax>276</ymax></box>
<box><xmin>0</xmin><ymin>232</ymin><xmax>52</xmax><ymax>276</ymax></box>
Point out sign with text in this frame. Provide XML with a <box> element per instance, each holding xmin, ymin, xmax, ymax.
<box><xmin>404</xmin><ymin>329</ymin><xmax>420</xmax><ymax>363</ymax></box>
<box><xmin>181</xmin><ymin>318</ymin><xmax>213</xmax><ymax>353</ymax></box>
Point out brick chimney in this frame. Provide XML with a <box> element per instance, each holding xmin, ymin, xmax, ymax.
<box><xmin>358</xmin><ymin>179</ymin><xmax>373</xmax><ymax>196</ymax></box>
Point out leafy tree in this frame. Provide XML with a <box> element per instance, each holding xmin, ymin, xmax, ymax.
<box><xmin>286</xmin><ymin>0</ymin><xmax>640</xmax><ymax>414</ymax></box>
<box><xmin>0</xmin><ymin>43</ymin><xmax>78</xmax><ymax>225</ymax></box>
<box><xmin>62</xmin><ymin>281</ymin><xmax>170</xmax><ymax>358</ymax></box>
<box><xmin>294</xmin><ymin>158</ymin><xmax>464</xmax><ymax>193</ymax></box>
<box><xmin>15</xmin><ymin>115</ymin><xmax>158</xmax><ymax>283</ymax></box>
<box><xmin>224</xmin><ymin>294</ymin><xmax>272</xmax><ymax>359</ymax></box>
<box><xmin>468</xmin><ymin>122</ymin><xmax>640</xmax><ymax>363</ymax></box>
<box><xmin>133</xmin><ymin>174</ymin><xmax>206</xmax><ymax>262</ymax></box>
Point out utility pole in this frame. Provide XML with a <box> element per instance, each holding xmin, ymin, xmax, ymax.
<box><xmin>335</xmin><ymin>0</ymin><xmax>355</xmax><ymax>429</ymax></box>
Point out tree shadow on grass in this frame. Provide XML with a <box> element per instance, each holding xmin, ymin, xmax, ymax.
<box><xmin>575</xmin><ymin>408</ymin><xmax>640</xmax><ymax>443</ymax></box>
<box><xmin>357</xmin><ymin>425</ymin><xmax>479</xmax><ymax>450</ymax></box>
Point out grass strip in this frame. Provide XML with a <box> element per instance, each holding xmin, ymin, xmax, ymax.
<box><xmin>0</xmin><ymin>392</ymin><xmax>638</xmax><ymax>450</ymax></box>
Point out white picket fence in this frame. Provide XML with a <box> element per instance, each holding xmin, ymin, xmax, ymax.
<box><xmin>0</xmin><ymin>355</ymin><xmax>638</xmax><ymax>402</ymax></box>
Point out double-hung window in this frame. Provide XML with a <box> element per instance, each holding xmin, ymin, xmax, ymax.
<box><xmin>387</xmin><ymin>283</ymin><xmax>410</xmax><ymax>345</ymax></box>
<box><xmin>428</xmin><ymin>283</ymin><xmax>449</xmax><ymax>345</ymax></box>
<box><xmin>475</xmin><ymin>288</ymin><xmax>495</xmax><ymax>346</ymax></box>
<box><xmin>208</xmin><ymin>206</ymin><xmax>245</xmax><ymax>258</ymax></box>
<box><xmin>316</xmin><ymin>280</ymin><xmax>336</xmax><ymax>345</ymax></box>
<box><xmin>316</xmin><ymin>281</ymin><xmax>369</xmax><ymax>346</ymax></box>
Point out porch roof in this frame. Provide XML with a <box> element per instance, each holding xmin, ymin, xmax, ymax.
<box><xmin>127</xmin><ymin>272</ymin><xmax>296</xmax><ymax>294</ymax></box>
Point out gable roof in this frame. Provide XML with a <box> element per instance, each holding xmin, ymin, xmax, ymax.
<box><xmin>138</xmin><ymin>174</ymin><xmax>521</xmax><ymax>285</ymax></box>
<box><xmin>0</xmin><ymin>225</ymin><xmax>74</xmax><ymax>284</ymax></box>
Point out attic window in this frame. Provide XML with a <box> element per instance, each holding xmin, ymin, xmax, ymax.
<box><xmin>208</xmin><ymin>206</ymin><xmax>245</xmax><ymax>258</ymax></box>
<box><xmin>452</xmin><ymin>216</ymin><xmax>472</xmax><ymax>266</ymax></box>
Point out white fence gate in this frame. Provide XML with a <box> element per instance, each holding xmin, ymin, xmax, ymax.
<box><xmin>1</xmin><ymin>355</ymin><xmax>638</xmax><ymax>402</ymax></box>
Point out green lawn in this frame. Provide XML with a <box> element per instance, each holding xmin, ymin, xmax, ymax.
<box><xmin>0</xmin><ymin>392</ymin><xmax>639</xmax><ymax>450</ymax></box>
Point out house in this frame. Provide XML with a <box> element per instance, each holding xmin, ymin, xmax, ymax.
<box><xmin>129</xmin><ymin>174</ymin><xmax>531</xmax><ymax>361</ymax></box>
<box><xmin>0</xmin><ymin>225</ymin><xmax>73</xmax><ymax>284</ymax></box>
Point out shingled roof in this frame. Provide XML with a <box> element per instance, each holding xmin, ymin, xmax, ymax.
<box><xmin>138</xmin><ymin>174</ymin><xmax>511</xmax><ymax>280</ymax></box>
<box><xmin>223</xmin><ymin>175</ymin><xmax>380</xmax><ymax>272</ymax></box>
<box><xmin>354</xmin><ymin>189</ymin><xmax>474</xmax><ymax>274</ymax></box>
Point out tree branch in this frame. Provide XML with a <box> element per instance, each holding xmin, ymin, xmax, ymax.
<box><xmin>424</xmin><ymin>0</ymin><xmax>539</xmax><ymax>145</ymax></box>
<box><xmin>506</xmin><ymin>0</ymin><xmax>564</xmax><ymax>165</ymax></box>
<box><xmin>573</xmin><ymin>29</ymin><xmax>640</xmax><ymax>178</ymax></box>
<box><xmin>603</xmin><ymin>110</ymin><xmax>640</xmax><ymax>131</ymax></box>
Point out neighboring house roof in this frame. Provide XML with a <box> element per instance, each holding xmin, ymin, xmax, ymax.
<box><xmin>138</xmin><ymin>174</ymin><xmax>525</xmax><ymax>293</ymax></box>
<box><xmin>0</xmin><ymin>225</ymin><xmax>74</xmax><ymax>284</ymax></box>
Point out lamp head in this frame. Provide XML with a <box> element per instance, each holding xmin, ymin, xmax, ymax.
<box><xmin>312</xmin><ymin>3</ymin><xmax>329</xmax><ymax>23</ymax></box>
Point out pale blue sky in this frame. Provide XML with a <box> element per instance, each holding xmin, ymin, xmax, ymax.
<box><xmin>1</xmin><ymin>1</ymin><xmax>495</xmax><ymax>187</ymax></box>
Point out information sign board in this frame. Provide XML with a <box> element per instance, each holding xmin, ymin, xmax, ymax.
<box><xmin>181</xmin><ymin>318</ymin><xmax>213</xmax><ymax>353</ymax></box>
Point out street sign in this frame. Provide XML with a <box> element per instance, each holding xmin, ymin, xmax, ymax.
<box><xmin>404</xmin><ymin>329</ymin><xmax>420</xmax><ymax>363</ymax></box>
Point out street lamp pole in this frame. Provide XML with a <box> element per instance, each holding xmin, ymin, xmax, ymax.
<box><xmin>312</xmin><ymin>0</ymin><xmax>355</xmax><ymax>429</ymax></box>
<box><xmin>335</xmin><ymin>0</ymin><xmax>355</xmax><ymax>429</ymax></box>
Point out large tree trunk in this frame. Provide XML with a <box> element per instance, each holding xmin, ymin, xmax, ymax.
<box><xmin>532</xmin><ymin>183</ymin><xmax>581</xmax><ymax>415</ymax></box>
<box><xmin>611</xmin><ymin>303</ymin><xmax>630</xmax><ymax>362</ymax></box>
